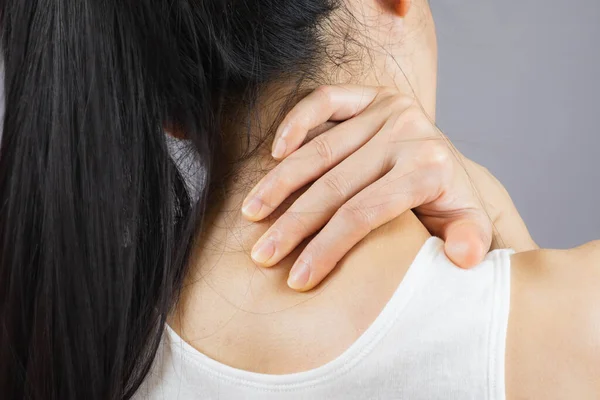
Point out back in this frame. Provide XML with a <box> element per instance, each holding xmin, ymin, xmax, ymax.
<box><xmin>135</xmin><ymin>237</ymin><xmax>513</xmax><ymax>399</ymax></box>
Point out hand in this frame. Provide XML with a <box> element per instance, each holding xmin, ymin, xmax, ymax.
<box><xmin>456</xmin><ymin>156</ymin><xmax>538</xmax><ymax>253</ymax></box>
<box><xmin>241</xmin><ymin>85</ymin><xmax>536</xmax><ymax>291</ymax></box>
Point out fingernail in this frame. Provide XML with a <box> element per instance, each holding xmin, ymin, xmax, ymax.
<box><xmin>287</xmin><ymin>261</ymin><xmax>311</xmax><ymax>290</ymax></box>
<box><xmin>251</xmin><ymin>239</ymin><xmax>276</xmax><ymax>264</ymax></box>
<box><xmin>279</xmin><ymin>124</ymin><xmax>291</xmax><ymax>139</ymax></box>
<box><xmin>242</xmin><ymin>197</ymin><xmax>262</xmax><ymax>218</ymax></box>
<box><xmin>272</xmin><ymin>138</ymin><xmax>287</xmax><ymax>159</ymax></box>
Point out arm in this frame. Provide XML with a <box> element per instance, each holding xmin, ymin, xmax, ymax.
<box><xmin>507</xmin><ymin>242</ymin><xmax>600</xmax><ymax>399</ymax></box>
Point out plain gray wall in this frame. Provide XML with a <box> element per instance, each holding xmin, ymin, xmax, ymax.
<box><xmin>432</xmin><ymin>0</ymin><xmax>600</xmax><ymax>248</ymax></box>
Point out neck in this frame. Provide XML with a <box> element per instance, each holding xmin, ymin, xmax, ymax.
<box><xmin>170</xmin><ymin>77</ymin><xmax>435</xmax><ymax>360</ymax></box>
<box><xmin>170</xmin><ymin>194</ymin><xmax>430</xmax><ymax>372</ymax></box>
<box><xmin>171</xmin><ymin>0</ymin><xmax>439</xmax><ymax>321</ymax></box>
<box><xmin>167</xmin><ymin>0</ymin><xmax>439</xmax><ymax>370</ymax></box>
<box><xmin>175</xmin><ymin>34</ymin><xmax>439</xmax><ymax>312</ymax></box>
<box><xmin>174</xmin><ymin>172</ymin><xmax>431</xmax><ymax>312</ymax></box>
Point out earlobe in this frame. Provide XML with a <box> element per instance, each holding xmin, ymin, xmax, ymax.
<box><xmin>394</xmin><ymin>0</ymin><xmax>411</xmax><ymax>17</ymax></box>
<box><xmin>164</xmin><ymin>122</ymin><xmax>187</xmax><ymax>140</ymax></box>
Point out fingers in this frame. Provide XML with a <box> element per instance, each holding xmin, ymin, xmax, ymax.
<box><xmin>287</xmin><ymin>166</ymin><xmax>439</xmax><ymax>291</ymax></box>
<box><xmin>489</xmin><ymin>207</ymin><xmax>538</xmax><ymax>252</ymax></box>
<box><xmin>242</xmin><ymin>99</ymin><xmax>396</xmax><ymax>222</ymax></box>
<box><xmin>250</xmin><ymin>141</ymin><xmax>392</xmax><ymax>267</ymax></box>
<box><xmin>415</xmin><ymin>170</ymin><xmax>495</xmax><ymax>268</ymax></box>
<box><xmin>462</xmin><ymin>158</ymin><xmax>538</xmax><ymax>252</ymax></box>
<box><xmin>271</xmin><ymin>85</ymin><xmax>381</xmax><ymax>159</ymax></box>
<box><xmin>245</xmin><ymin>83</ymin><xmax>521</xmax><ymax>291</ymax></box>
<box><xmin>442</xmin><ymin>214</ymin><xmax>493</xmax><ymax>268</ymax></box>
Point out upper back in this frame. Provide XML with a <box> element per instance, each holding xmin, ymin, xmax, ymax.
<box><xmin>136</xmin><ymin>210</ymin><xmax>600</xmax><ymax>400</ymax></box>
<box><xmin>506</xmin><ymin>241</ymin><xmax>600</xmax><ymax>399</ymax></box>
<box><xmin>136</xmin><ymin>235</ymin><xmax>515</xmax><ymax>399</ymax></box>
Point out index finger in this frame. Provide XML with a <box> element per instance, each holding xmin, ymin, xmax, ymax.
<box><xmin>272</xmin><ymin>85</ymin><xmax>380</xmax><ymax>159</ymax></box>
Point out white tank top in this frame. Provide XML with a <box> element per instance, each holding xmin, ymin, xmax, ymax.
<box><xmin>134</xmin><ymin>237</ymin><xmax>513</xmax><ymax>400</ymax></box>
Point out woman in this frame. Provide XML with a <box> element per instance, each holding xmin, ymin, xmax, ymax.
<box><xmin>0</xmin><ymin>0</ymin><xmax>598</xmax><ymax>399</ymax></box>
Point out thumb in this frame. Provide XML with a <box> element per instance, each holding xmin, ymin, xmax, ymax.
<box><xmin>441</xmin><ymin>214</ymin><xmax>493</xmax><ymax>269</ymax></box>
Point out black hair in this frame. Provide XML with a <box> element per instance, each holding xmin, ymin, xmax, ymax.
<box><xmin>0</xmin><ymin>1</ymin><xmax>338</xmax><ymax>398</ymax></box>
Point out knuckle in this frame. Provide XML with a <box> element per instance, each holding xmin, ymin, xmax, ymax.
<box><xmin>336</xmin><ymin>203</ymin><xmax>373</xmax><ymax>234</ymax></box>
<box><xmin>420</xmin><ymin>140</ymin><xmax>453</xmax><ymax>170</ymax></box>
<box><xmin>321</xmin><ymin>173</ymin><xmax>352</xmax><ymax>199</ymax></box>
<box><xmin>406</xmin><ymin>106</ymin><xmax>431</xmax><ymax>129</ymax></box>
<box><xmin>389</xmin><ymin>94</ymin><xmax>416</xmax><ymax>111</ymax></box>
<box><xmin>376</xmin><ymin>94</ymin><xmax>418</xmax><ymax>119</ymax></box>
<box><xmin>392</xmin><ymin>106</ymin><xmax>431</xmax><ymax>134</ymax></box>
<box><xmin>314</xmin><ymin>85</ymin><xmax>333</xmax><ymax>105</ymax></box>
<box><xmin>268</xmin><ymin>166</ymin><xmax>294</xmax><ymax>193</ymax></box>
<box><xmin>312</xmin><ymin>136</ymin><xmax>334</xmax><ymax>166</ymax></box>
<box><xmin>373</xmin><ymin>91</ymin><xmax>398</xmax><ymax>110</ymax></box>
<box><xmin>376</xmin><ymin>86</ymin><xmax>398</xmax><ymax>99</ymax></box>
<box><xmin>278</xmin><ymin>211</ymin><xmax>310</xmax><ymax>238</ymax></box>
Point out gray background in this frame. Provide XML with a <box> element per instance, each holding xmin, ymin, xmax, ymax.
<box><xmin>433</xmin><ymin>0</ymin><xmax>600</xmax><ymax>248</ymax></box>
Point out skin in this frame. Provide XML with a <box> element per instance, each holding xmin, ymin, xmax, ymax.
<box><xmin>171</xmin><ymin>0</ymin><xmax>600</xmax><ymax>397</ymax></box>
<box><xmin>507</xmin><ymin>243</ymin><xmax>600</xmax><ymax>398</ymax></box>
<box><xmin>243</xmin><ymin>84</ymin><xmax>537</xmax><ymax>290</ymax></box>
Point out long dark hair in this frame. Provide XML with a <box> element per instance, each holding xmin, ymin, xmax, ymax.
<box><xmin>0</xmin><ymin>1</ymin><xmax>337</xmax><ymax>398</ymax></box>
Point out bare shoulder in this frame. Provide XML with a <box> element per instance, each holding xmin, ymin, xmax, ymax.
<box><xmin>506</xmin><ymin>242</ymin><xmax>600</xmax><ymax>400</ymax></box>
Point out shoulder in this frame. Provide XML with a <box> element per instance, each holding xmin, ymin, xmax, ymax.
<box><xmin>505</xmin><ymin>242</ymin><xmax>600</xmax><ymax>399</ymax></box>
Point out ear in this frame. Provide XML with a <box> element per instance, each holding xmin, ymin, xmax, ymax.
<box><xmin>164</xmin><ymin>121</ymin><xmax>187</xmax><ymax>140</ymax></box>
<box><xmin>392</xmin><ymin>0</ymin><xmax>411</xmax><ymax>17</ymax></box>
